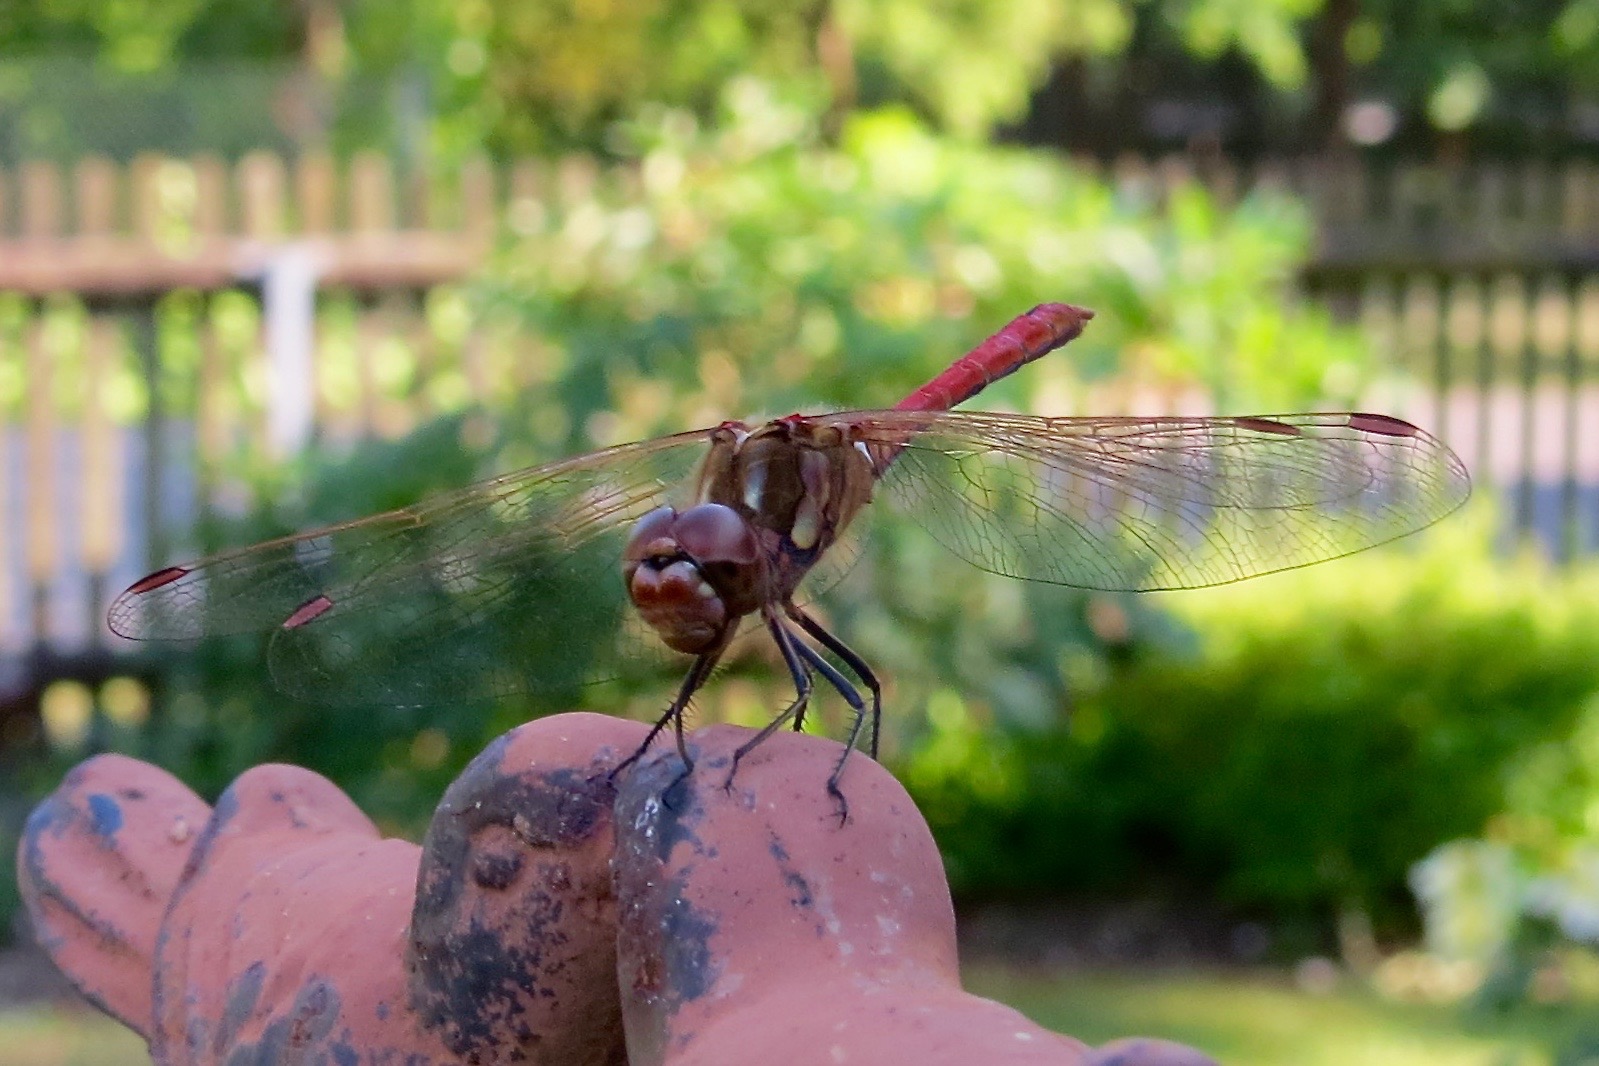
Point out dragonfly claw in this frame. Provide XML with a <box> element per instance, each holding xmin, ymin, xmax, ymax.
<box><xmin>827</xmin><ymin>779</ymin><xmax>850</xmax><ymax>828</ymax></box>
<box><xmin>721</xmin><ymin>750</ymin><xmax>745</xmax><ymax>796</ymax></box>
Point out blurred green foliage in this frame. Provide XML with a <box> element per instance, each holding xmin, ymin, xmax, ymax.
<box><xmin>486</xmin><ymin>95</ymin><xmax>1370</xmax><ymax>445</ymax></box>
<box><xmin>901</xmin><ymin>506</ymin><xmax>1599</xmax><ymax>924</ymax></box>
<box><xmin>0</xmin><ymin>0</ymin><xmax>1291</xmax><ymax>150</ymax></box>
<box><xmin>12</xmin><ymin>0</ymin><xmax>1599</xmax><ymax>158</ymax></box>
<box><xmin>1405</xmin><ymin>621</ymin><xmax>1599</xmax><ymax>1053</ymax></box>
<box><xmin>1351</xmin><ymin>0</ymin><xmax>1599</xmax><ymax>136</ymax></box>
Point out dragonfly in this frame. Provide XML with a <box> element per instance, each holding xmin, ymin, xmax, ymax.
<box><xmin>109</xmin><ymin>303</ymin><xmax>1470</xmax><ymax>815</ymax></box>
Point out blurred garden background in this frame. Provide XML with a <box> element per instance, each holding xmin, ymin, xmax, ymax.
<box><xmin>4</xmin><ymin>0</ymin><xmax>1599</xmax><ymax>1062</ymax></box>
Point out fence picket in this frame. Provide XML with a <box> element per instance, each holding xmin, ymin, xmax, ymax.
<box><xmin>461</xmin><ymin>157</ymin><xmax>495</xmax><ymax>239</ymax></box>
<box><xmin>239</xmin><ymin>152</ymin><xmax>286</xmax><ymax>238</ymax></box>
<box><xmin>197</xmin><ymin>295</ymin><xmax>230</xmax><ymax>476</ymax></box>
<box><xmin>24</xmin><ymin>313</ymin><xmax>56</xmax><ymax>646</ymax></box>
<box><xmin>81</xmin><ymin>318</ymin><xmax>121</xmax><ymax>585</ymax></box>
<box><xmin>351</xmin><ymin>151</ymin><xmax>395</xmax><ymax>234</ymax></box>
<box><xmin>75</xmin><ymin>157</ymin><xmax>119</xmax><ymax>236</ymax></box>
<box><xmin>130</xmin><ymin>154</ymin><xmax>163</xmax><ymax>245</ymax></box>
<box><xmin>21</xmin><ymin>162</ymin><xmax>62</xmax><ymax>240</ymax></box>
<box><xmin>298</xmin><ymin>152</ymin><xmax>338</xmax><ymax>233</ymax></box>
<box><xmin>194</xmin><ymin>155</ymin><xmax>228</xmax><ymax>238</ymax></box>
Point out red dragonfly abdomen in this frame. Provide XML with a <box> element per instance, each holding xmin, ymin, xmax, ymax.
<box><xmin>893</xmin><ymin>303</ymin><xmax>1095</xmax><ymax>413</ymax></box>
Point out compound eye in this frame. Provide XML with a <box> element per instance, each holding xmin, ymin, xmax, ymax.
<box><xmin>672</xmin><ymin>503</ymin><xmax>759</xmax><ymax>566</ymax></box>
<box><xmin>623</xmin><ymin>506</ymin><xmax>679</xmax><ymax>564</ymax></box>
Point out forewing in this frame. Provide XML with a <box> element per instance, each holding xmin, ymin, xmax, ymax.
<box><xmin>108</xmin><ymin>430</ymin><xmax>714</xmax><ymax>703</ymax></box>
<box><xmin>844</xmin><ymin>409</ymin><xmax>1470</xmax><ymax>592</ymax></box>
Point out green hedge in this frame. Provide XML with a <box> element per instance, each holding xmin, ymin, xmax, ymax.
<box><xmin>897</xmin><ymin>507</ymin><xmax>1599</xmax><ymax>924</ymax></box>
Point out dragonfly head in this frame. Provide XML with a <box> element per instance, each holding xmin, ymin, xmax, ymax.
<box><xmin>623</xmin><ymin>504</ymin><xmax>762</xmax><ymax>654</ymax></box>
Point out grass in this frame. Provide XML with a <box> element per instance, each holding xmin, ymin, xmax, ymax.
<box><xmin>0</xmin><ymin>1006</ymin><xmax>149</xmax><ymax>1066</ymax></box>
<box><xmin>1</xmin><ymin>968</ymin><xmax>1587</xmax><ymax>1065</ymax></box>
<box><xmin>965</xmin><ymin>965</ymin><xmax>1585</xmax><ymax>1066</ymax></box>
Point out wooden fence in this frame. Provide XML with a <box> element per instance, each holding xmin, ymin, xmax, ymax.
<box><xmin>1098</xmin><ymin>153</ymin><xmax>1599</xmax><ymax>560</ymax></box>
<box><xmin>2</xmin><ymin>151</ymin><xmax>1598</xmax><ymax>679</ymax></box>
<box><xmin>0</xmin><ymin>151</ymin><xmax>503</xmax><ymax>699</ymax></box>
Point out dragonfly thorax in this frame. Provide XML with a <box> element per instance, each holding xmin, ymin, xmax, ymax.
<box><xmin>695</xmin><ymin>417</ymin><xmax>876</xmax><ymax>561</ymax></box>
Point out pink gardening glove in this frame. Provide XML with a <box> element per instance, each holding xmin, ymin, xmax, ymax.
<box><xmin>19</xmin><ymin>712</ymin><xmax>1215</xmax><ymax>1066</ymax></box>
<box><xmin>611</xmin><ymin>725</ymin><xmax>1212</xmax><ymax>1066</ymax></box>
<box><xmin>22</xmin><ymin>713</ymin><xmax>647</xmax><ymax>1064</ymax></box>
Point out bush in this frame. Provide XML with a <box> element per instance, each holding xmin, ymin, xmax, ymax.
<box><xmin>897</xmin><ymin>506</ymin><xmax>1599</xmax><ymax>925</ymax></box>
<box><xmin>485</xmin><ymin>88</ymin><xmax>1372</xmax><ymax>449</ymax></box>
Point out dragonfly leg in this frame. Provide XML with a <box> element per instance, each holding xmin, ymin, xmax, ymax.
<box><xmin>612</xmin><ymin>648</ymin><xmax>721</xmax><ymax>782</ymax></box>
<box><xmin>787</xmin><ymin>605</ymin><xmax>883</xmax><ymax>760</ymax></box>
<box><xmin>724</xmin><ymin>614</ymin><xmax>814</xmax><ymax>794</ymax></box>
<box><xmin>791</xmin><ymin>639</ymin><xmax>866</xmax><ymax>826</ymax></box>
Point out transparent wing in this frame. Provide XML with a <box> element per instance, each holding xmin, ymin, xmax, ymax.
<box><xmin>107</xmin><ymin>430</ymin><xmax>715</xmax><ymax>704</ymax></box>
<box><xmin>835</xmin><ymin>409</ymin><xmax>1470</xmax><ymax>592</ymax></box>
